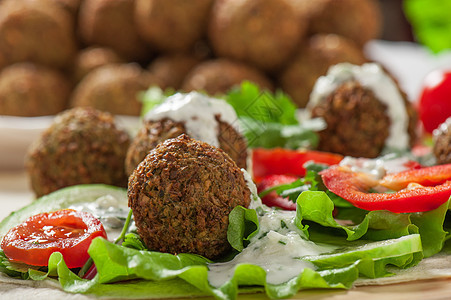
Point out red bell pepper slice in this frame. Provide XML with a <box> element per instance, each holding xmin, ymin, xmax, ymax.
<box><xmin>320</xmin><ymin>164</ymin><xmax>451</xmax><ymax>213</ymax></box>
<box><xmin>252</xmin><ymin>148</ymin><xmax>343</xmax><ymax>183</ymax></box>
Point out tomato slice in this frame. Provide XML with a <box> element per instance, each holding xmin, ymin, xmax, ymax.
<box><xmin>320</xmin><ymin>165</ymin><xmax>451</xmax><ymax>213</ymax></box>
<box><xmin>257</xmin><ymin>174</ymin><xmax>299</xmax><ymax>210</ymax></box>
<box><xmin>418</xmin><ymin>69</ymin><xmax>451</xmax><ymax>133</ymax></box>
<box><xmin>252</xmin><ymin>148</ymin><xmax>343</xmax><ymax>183</ymax></box>
<box><xmin>1</xmin><ymin>209</ymin><xmax>107</xmax><ymax>268</ymax></box>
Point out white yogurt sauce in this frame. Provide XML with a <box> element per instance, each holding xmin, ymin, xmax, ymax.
<box><xmin>307</xmin><ymin>63</ymin><xmax>410</xmax><ymax>150</ymax></box>
<box><xmin>433</xmin><ymin>116</ymin><xmax>451</xmax><ymax>139</ymax></box>
<box><xmin>144</xmin><ymin>92</ymin><xmax>239</xmax><ymax>147</ymax></box>
<box><xmin>339</xmin><ymin>154</ymin><xmax>418</xmax><ymax>181</ymax></box>
<box><xmin>69</xmin><ymin>194</ymin><xmax>131</xmax><ymax>241</ymax></box>
<box><xmin>241</xmin><ymin>168</ymin><xmax>263</xmax><ymax>209</ymax></box>
<box><xmin>207</xmin><ymin>209</ymin><xmax>336</xmax><ymax>287</ymax></box>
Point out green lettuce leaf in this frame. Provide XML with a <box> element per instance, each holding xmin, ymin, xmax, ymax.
<box><xmin>227</xmin><ymin>206</ymin><xmax>259</xmax><ymax>251</ymax></box>
<box><xmin>295</xmin><ymin>191</ymin><xmax>450</xmax><ymax>258</ymax></box>
<box><xmin>226</xmin><ymin>81</ymin><xmax>298</xmax><ymax>125</ymax></box>
<box><xmin>404</xmin><ymin>0</ymin><xmax>451</xmax><ymax>53</ymax></box>
<box><xmin>27</xmin><ymin>232</ymin><xmax>421</xmax><ymax>300</ymax></box>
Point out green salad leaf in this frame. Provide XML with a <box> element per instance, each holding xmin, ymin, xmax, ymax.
<box><xmin>0</xmin><ymin>180</ymin><xmax>449</xmax><ymax>299</ymax></box>
<box><xmin>295</xmin><ymin>191</ymin><xmax>450</xmax><ymax>258</ymax></box>
<box><xmin>404</xmin><ymin>0</ymin><xmax>451</xmax><ymax>53</ymax></box>
<box><xmin>225</xmin><ymin>81</ymin><xmax>298</xmax><ymax>125</ymax></box>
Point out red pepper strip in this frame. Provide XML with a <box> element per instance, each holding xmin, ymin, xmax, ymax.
<box><xmin>380</xmin><ymin>164</ymin><xmax>451</xmax><ymax>190</ymax></box>
<box><xmin>252</xmin><ymin>148</ymin><xmax>343</xmax><ymax>183</ymax></box>
<box><xmin>320</xmin><ymin>166</ymin><xmax>451</xmax><ymax>213</ymax></box>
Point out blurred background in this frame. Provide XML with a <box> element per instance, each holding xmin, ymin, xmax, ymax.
<box><xmin>0</xmin><ymin>0</ymin><xmax>450</xmax><ymax>169</ymax></box>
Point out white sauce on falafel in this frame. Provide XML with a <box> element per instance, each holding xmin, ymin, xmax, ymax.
<box><xmin>241</xmin><ymin>168</ymin><xmax>263</xmax><ymax>209</ymax></box>
<box><xmin>144</xmin><ymin>92</ymin><xmax>239</xmax><ymax>147</ymax></box>
<box><xmin>207</xmin><ymin>209</ymin><xmax>335</xmax><ymax>287</ymax></box>
<box><xmin>308</xmin><ymin>63</ymin><xmax>410</xmax><ymax>150</ymax></box>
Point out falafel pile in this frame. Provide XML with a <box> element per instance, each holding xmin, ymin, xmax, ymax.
<box><xmin>26</xmin><ymin>103</ymin><xmax>253</xmax><ymax>259</ymax></box>
<box><xmin>0</xmin><ymin>0</ymin><xmax>383</xmax><ymax>117</ymax></box>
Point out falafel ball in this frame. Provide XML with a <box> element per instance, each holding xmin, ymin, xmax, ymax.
<box><xmin>125</xmin><ymin>116</ymin><xmax>248</xmax><ymax>175</ymax></box>
<box><xmin>70</xmin><ymin>63</ymin><xmax>161</xmax><ymax>116</ymax></box>
<box><xmin>0</xmin><ymin>63</ymin><xmax>71</xmax><ymax>117</ymax></box>
<box><xmin>433</xmin><ymin>118</ymin><xmax>451</xmax><ymax>164</ymax></box>
<box><xmin>128</xmin><ymin>134</ymin><xmax>251</xmax><ymax>259</ymax></box>
<box><xmin>208</xmin><ymin>0</ymin><xmax>307</xmax><ymax>72</ymax></box>
<box><xmin>78</xmin><ymin>0</ymin><xmax>151</xmax><ymax>62</ymax></box>
<box><xmin>135</xmin><ymin>0</ymin><xmax>214</xmax><ymax>53</ymax></box>
<box><xmin>125</xmin><ymin>91</ymin><xmax>248</xmax><ymax>174</ymax></box>
<box><xmin>182</xmin><ymin>59</ymin><xmax>274</xmax><ymax>96</ymax></box>
<box><xmin>305</xmin><ymin>0</ymin><xmax>382</xmax><ymax>47</ymax></box>
<box><xmin>307</xmin><ymin>63</ymin><xmax>417</xmax><ymax>158</ymax></box>
<box><xmin>72</xmin><ymin>47</ymin><xmax>124</xmax><ymax>83</ymax></box>
<box><xmin>148</xmin><ymin>54</ymin><xmax>201</xmax><ymax>90</ymax></box>
<box><xmin>0</xmin><ymin>0</ymin><xmax>77</xmax><ymax>70</ymax></box>
<box><xmin>51</xmin><ymin>0</ymin><xmax>81</xmax><ymax>17</ymax></box>
<box><xmin>279</xmin><ymin>34</ymin><xmax>367</xmax><ymax>108</ymax></box>
<box><xmin>26</xmin><ymin>107</ymin><xmax>131</xmax><ymax>197</ymax></box>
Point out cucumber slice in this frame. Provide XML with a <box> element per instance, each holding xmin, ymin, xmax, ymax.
<box><xmin>0</xmin><ymin>184</ymin><xmax>128</xmax><ymax>238</ymax></box>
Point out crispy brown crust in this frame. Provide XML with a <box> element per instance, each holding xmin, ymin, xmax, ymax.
<box><xmin>70</xmin><ymin>63</ymin><xmax>160</xmax><ymax>116</ymax></box>
<box><xmin>78</xmin><ymin>0</ymin><xmax>151</xmax><ymax>62</ymax></box>
<box><xmin>135</xmin><ymin>0</ymin><xmax>213</xmax><ymax>53</ymax></box>
<box><xmin>0</xmin><ymin>0</ymin><xmax>77</xmax><ymax>70</ymax></box>
<box><xmin>311</xmin><ymin>81</ymin><xmax>390</xmax><ymax>158</ymax></box>
<box><xmin>279</xmin><ymin>34</ymin><xmax>367</xmax><ymax>108</ymax></box>
<box><xmin>208</xmin><ymin>0</ymin><xmax>307</xmax><ymax>72</ymax></box>
<box><xmin>306</xmin><ymin>0</ymin><xmax>382</xmax><ymax>47</ymax></box>
<box><xmin>26</xmin><ymin>107</ymin><xmax>130</xmax><ymax>197</ymax></box>
<box><xmin>128</xmin><ymin>134</ymin><xmax>251</xmax><ymax>259</ymax></box>
<box><xmin>125</xmin><ymin>118</ymin><xmax>187</xmax><ymax>175</ymax></box>
<box><xmin>125</xmin><ymin>116</ymin><xmax>248</xmax><ymax>175</ymax></box>
<box><xmin>148</xmin><ymin>54</ymin><xmax>202</xmax><ymax>90</ymax></box>
<box><xmin>182</xmin><ymin>58</ymin><xmax>274</xmax><ymax>95</ymax></box>
<box><xmin>72</xmin><ymin>47</ymin><xmax>124</xmax><ymax>83</ymax></box>
<box><xmin>311</xmin><ymin>80</ymin><xmax>418</xmax><ymax>158</ymax></box>
<box><xmin>433</xmin><ymin>121</ymin><xmax>451</xmax><ymax>164</ymax></box>
<box><xmin>0</xmin><ymin>63</ymin><xmax>71</xmax><ymax>117</ymax></box>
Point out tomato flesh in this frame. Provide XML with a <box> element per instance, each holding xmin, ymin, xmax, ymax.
<box><xmin>1</xmin><ymin>209</ymin><xmax>107</xmax><ymax>268</ymax></box>
<box><xmin>419</xmin><ymin>69</ymin><xmax>451</xmax><ymax>133</ymax></box>
<box><xmin>257</xmin><ymin>174</ymin><xmax>299</xmax><ymax>210</ymax></box>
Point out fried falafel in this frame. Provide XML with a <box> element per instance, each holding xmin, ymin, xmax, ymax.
<box><xmin>125</xmin><ymin>92</ymin><xmax>248</xmax><ymax>174</ymax></box>
<box><xmin>433</xmin><ymin>118</ymin><xmax>451</xmax><ymax>164</ymax></box>
<box><xmin>0</xmin><ymin>0</ymin><xmax>78</xmax><ymax>70</ymax></box>
<box><xmin>208</xmin><ymin>0</ymin><xmax>307</xmax><ymax>72</ymax></box>
<box><xmin>26</xmin><ymin>107</ymin><xmax>131</xmax><ymax>197</ymax></box>
<box><xmin>0</xmin><ymin>63</ymin><xmax>71</xmax><ymax>117</ymax></box>
<box><xmin>182</xmin><ymin>59</ymin><xmax>274</xmax><ymax>96</ymax></box>
<box><xmin>135</xmin><ymin>0</ymin><xmax>214</xmax><ymax>53</ymax></box>
<box><xmin>128</xmin><ymin>134</ymin><xmax>251</xmax><ymax>259</ymax></box>
<box><xmin>72</xmin><ymin>47</ymin><xmax>124</xmax><ymax>83</ymax></box>
<box><xmin>78</xmin><ymin>0</ymin><xmax>151</xmax><ymax>62</ymax></box>
<box><xmin>305</xmin><ymin>0</ymin><xmax>382</xmax><ymax>47</ymax></box>
<box><xmin>148</xmin><ymin>54</ymin><xmax>201</xmax><ymax>90</ymax></box>
<box><xmin>279</xmin><ymin>34</ymin><xmax>367</xmax><ymax>108</ymax></box>
<box><xmin>70</xmin><ymin>63</ymin><xmax>160</xmax><ymax>116</ymax></box>
<box><xmin>307</xmin><ymin>63</ymin><xmax>417</xmax><ymax>158</ymax></box>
